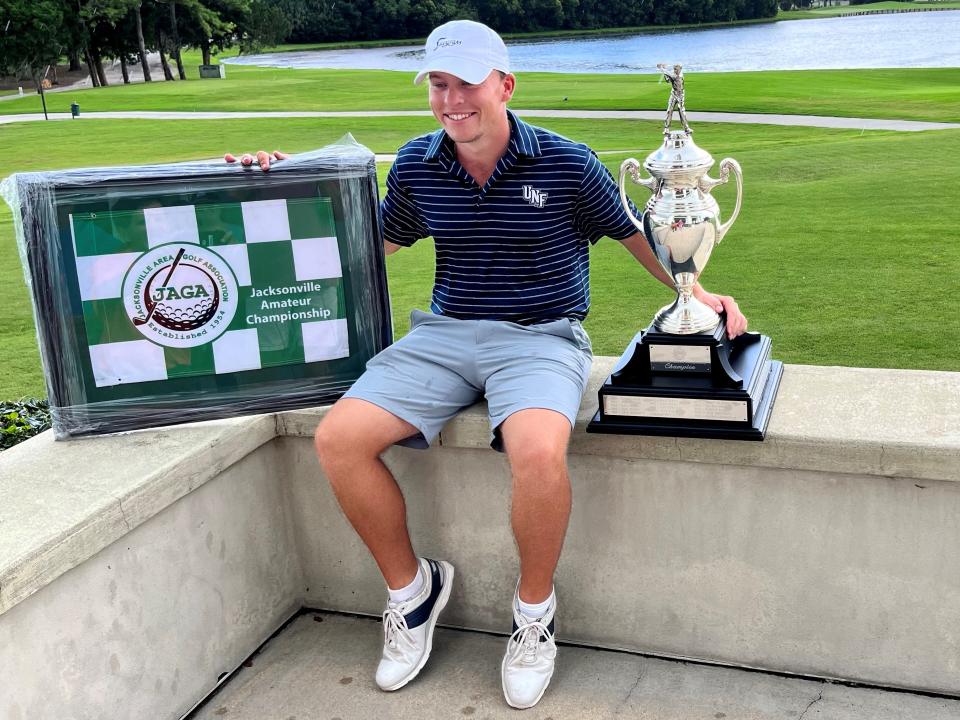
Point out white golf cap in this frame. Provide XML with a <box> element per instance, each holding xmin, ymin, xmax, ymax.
<box><xmin>414</xmin><ymin>20</ymin><xmax>510</xmax><ymax>85</ymax></box>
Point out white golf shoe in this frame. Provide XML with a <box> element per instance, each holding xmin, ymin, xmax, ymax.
<box><xmin>501</xmin><ymin>593</ymin><xmax>558</xmax><ymax>709</ymax></box>
<box><xmin>375</xmin><ymin>557</ymin><xmax>454</xmax><ymax>691</ymax></box>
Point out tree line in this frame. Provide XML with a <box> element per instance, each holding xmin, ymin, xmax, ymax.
<box><xmin>1</xmin><ymin>0</ymin><xmax>779</xmax><ymax>91</ymax></box>
<box><xmin>281</xmin><ymin>0</ymin><xmax>780</xmax><ymax>43</ymax></box>
<box><xmin>0</xmin><ymin>0</ymin><xmax>289</xmax><ymax>89</ymax></box>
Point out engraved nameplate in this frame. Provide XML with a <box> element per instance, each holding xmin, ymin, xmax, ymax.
<box><xmin>649</xmin><ymin>344</ymin><xmax>712</xmax><ymax>373</ymax></box>
<box><xmin>603</xmin><ymin>394</ymin><xmax>748</xmax><ymax>422</ymax></box>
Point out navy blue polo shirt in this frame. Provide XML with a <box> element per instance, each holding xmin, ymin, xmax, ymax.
<box><xmin>380</xmin><ymin>111</ymin><xmax>639</xmax><ymax>324</ymax></box>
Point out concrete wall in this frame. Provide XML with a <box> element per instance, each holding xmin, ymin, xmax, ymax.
<box><xmin>0</xmin><ymin>440</ymin><xmax>302</xmax><ymax>720</ymax></box>
<box><xmin>285</xmin><ymin>438</ymin><xmax>960</xmax><ymax>696</ymax></box>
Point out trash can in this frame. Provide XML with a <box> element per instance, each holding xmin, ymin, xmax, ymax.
<box><xmin>70</xmin><ymin>103</ymin><xmax>80</xmax><ymax>119</ymax></box>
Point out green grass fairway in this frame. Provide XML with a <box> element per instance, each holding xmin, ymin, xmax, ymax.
<box><xmin>4</xmin><ymin>67</ymin><xmax>960</xmax><ymax>123</ymax></box>
<box><xmin>1</xmin><ymin>116</ymin><xmax>958</xmax><ymax>399</ymax></box>
<box><xmin>782</xmin><ymin>1</ymin><xmax>960</xmax><ymax>18</ymax></box>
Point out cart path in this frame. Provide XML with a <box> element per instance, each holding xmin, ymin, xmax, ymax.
<box><xmin>2</xmin><ymin>108</ymin><xmax>958</xmax><ymax>131</ymax></box>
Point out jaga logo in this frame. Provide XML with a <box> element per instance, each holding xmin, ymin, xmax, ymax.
<box><xmin>522</xmin><ymin>185</ymin><xmax>548</xmax><ymax>208</ymax></box>
<box><xmin>122</xmin><ymin>243</ymin><xmax>239</xmax><ymax>348</ymax></box>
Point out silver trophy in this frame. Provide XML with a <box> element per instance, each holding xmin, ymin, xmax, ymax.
<box><xmin>586</xmin><ymin>64</ymin><xmax>781</xmax><ymax>441</ymax></box>
<box><xmin>619</xmin><ymin>64</ymin><xmax>743</xmax><ymax>334</ymax></box>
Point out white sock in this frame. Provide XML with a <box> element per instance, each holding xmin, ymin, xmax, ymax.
<box><xmin>517</xmin><ymin>588</ymin><xmax>555</xmax><ymax>620</ymax></box>
<box><xmin>388</xmin><ymin>563</ymin><xmax>425</xmax><ymax>605</ymax></box>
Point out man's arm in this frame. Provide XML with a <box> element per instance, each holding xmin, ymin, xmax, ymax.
<box><xmin>617</xmin><ymin>231</ymin><xmax>674</xmax><ymax>290</ymax></box>
<box><xmin>618</xmin><ymin>231</ymin><xmax>748</xmax><ymax>338</ymax></box>
<box><xmin>380</xmin><ymin>159</ymin><xmax>429</xmax><ymax>253</ymax></box>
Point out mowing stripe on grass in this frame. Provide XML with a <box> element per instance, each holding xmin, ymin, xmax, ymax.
<box><xmin>3</xmin><ymin>110</ymin><xmax>958</xmax><ymax>132</ymax></box>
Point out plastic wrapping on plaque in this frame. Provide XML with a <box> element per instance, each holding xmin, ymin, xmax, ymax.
<box><xmin>1</xmin><ymin>135</ymin><xmax>392</xmax><ymax>439</ymax></box>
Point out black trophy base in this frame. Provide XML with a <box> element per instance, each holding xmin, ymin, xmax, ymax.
<box><xmin>586</xmin><ymin>319</ymin><xmax>783</xmax><ymax>441</ymax></box>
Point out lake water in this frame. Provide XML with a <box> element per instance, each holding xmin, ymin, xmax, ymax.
<box><xmin>225</xmin><ymin>11</ymin><xmax>960</xmax><ymax>74</ymax></box>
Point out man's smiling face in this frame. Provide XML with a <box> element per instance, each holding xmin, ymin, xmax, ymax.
<box><xmin>428</xmin><ymin>70</ymin><xmax>515</xmax><ymax>147</ymax></box>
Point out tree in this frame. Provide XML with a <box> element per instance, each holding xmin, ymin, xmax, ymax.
<box><xmin>0</xmin><ymin>0</ymin><xmax>63</xmax><ymax>118</ymax></box>
<box><xmin>400</xmin><ymin>0</ymin><xmax>476</xmax><ymax>37</ymax></box>
<box><xmin>72</xmin><ymin>0</ymin><xmax>142</xmax><ymax>87</ymax></box>
<box><xmin>285</xmin><ymin>0</ymin><xmax>363</xmax><ymax>43</ymax></box>
<box><xmin>239</xmin><ymin>0</ymin><xmax>294</xmax><ymax>53</ymax></box>
<box><xmin>178</xmin><ymin>0</ymin><xmax>249</xmax><ymax>64</ymax></box>
<box><xmin>743</xmin><ymin>0</ymin><xmax>778</xmax><ymax>18</ymax></box>
<box><xmin>133</xmin><ymin>1</ymin><xmax>152</xmax><ymax>81</ymax></box>
<box><xmin>136</xmin><ymin>0</ymin><xmax>178</xmax><ymax>79</ymax></box>
<box><xmin>0</xmin><ymin>0</ymin><xmax>64</xmax><ymax>86</ymax></box>
<box><xmin>166</xmin><ymin>0</ymin><xmax>187</xmax><ymax>79</ymax></box>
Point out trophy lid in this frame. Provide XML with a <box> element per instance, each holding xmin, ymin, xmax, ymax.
<box><xmin>644</xmin><ymin>131</ymin><xmax>715</xmax><ymax>178</ymax></box>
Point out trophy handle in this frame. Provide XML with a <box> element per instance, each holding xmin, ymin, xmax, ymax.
<box><xmin>619</xmin><ymin>157</ymin><xmax>658</xmax><ymax>233</ymax></box>
<box><xmin>699</xmin><ymin>158</ymin><xmax>743</xmax><ymax>243</ymax></box>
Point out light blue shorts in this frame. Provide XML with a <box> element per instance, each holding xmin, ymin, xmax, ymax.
<box><xmin>344</xmin><ymin>309</ymin><xmax>593</xmax><ymax>451</ymax></box>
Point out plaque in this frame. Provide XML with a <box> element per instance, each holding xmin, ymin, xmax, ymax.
<box><xmin>2</xmin><ymin>141</ymin><xmax>392</xmax><ymax>439</ymax></box>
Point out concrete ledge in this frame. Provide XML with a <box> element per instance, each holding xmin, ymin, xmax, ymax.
<box><xmin>1</xmin><ymin>439</ymin><xmax>303</xmax><ymax>720</ymax></box>
<box><xmin>563</xmin><ymin>361</ymin><xmax>960</xmax><ymax>482</ymax></box>
<box><xmin>284</xmin><ymin>360</ymin><xmax>960</xmax><ymax>482</ymax></box>
<box><xmin>0</xmin><ymin>414</ymin><xmax>276</xmax><ymax>616</ymax></box>
<box><xmin>4</xmin><ymin>361</ymin><xmax>958</xmax><ymax>619</ymax></box>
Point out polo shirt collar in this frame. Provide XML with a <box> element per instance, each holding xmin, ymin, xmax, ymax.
<box><xmin>508</xmin><ymin>110</ymin><xmax>541</xmax><ymax>158</ymax></box>
<box><xmin>424</xmin><ymin>129</ymin><xmax>447</xmax><ymax>163</ymax></box>
<box><xmin>422</xmin><ymin>109</ymin><xmax>541</xmax><ymax>163</ymax></box>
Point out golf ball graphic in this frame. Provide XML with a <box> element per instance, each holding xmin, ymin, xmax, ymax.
<box><xmin>144</xmin><ymin>263</ymin><xmax>220</xmax><ymax>332</ymax></box>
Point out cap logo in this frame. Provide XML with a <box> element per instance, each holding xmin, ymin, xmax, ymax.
<box><xmin>434</xmin><ymin>37</ymin><xmax>462</xmax><ymax>50</ymax></box>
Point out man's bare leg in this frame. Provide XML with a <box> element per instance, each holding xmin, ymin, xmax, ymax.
<box><xmin>314</xmin><ymin>398</ymin><xmax>421</xmax><ymax>589</ymax></box>
<box><xmin>319</xmin><ymin>399</ymin><xmax>456</xmax><ymax>692</ymax></box>
<box><xmin>500</xmin><ymin>408</ymin><xmax>574</xmax><ymax>604</ymax></box>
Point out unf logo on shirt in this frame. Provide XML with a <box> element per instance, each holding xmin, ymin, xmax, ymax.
<box><xmin>522</xmin><ymin>185</ymin><xmax>549</xmax><ymax>208</ymax></box>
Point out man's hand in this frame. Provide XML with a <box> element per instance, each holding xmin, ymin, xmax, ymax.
<box><xmin>224</xmin><ymin>150</ymin><xmax>289</xmax><ymax>171</ymax></box>
<box><xmin>694</xmin><ymin>285</ymin><xmax>748</xmax><ymax>339</ymax></box>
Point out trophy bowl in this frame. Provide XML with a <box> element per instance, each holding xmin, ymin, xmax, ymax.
<box><xmin>620</xmin><ymin>132</ymin><xmax>743</xmax><ymax>335</ymax></box>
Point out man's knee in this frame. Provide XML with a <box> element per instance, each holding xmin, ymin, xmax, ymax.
<box><xmin>313</xmin><ymin>398</ymin><xmax>418</xmax><ymax>469</ymax></box>
<box><xmin>510</xmin><ymin>436</ymin><xmax>568</xmax><ymax>479</ymax></box>
<box><xmin>502</xmin><ymin>410</ymin><xmax>572</xmax><ymax>483</ymax></box>
<box><xmin>313</xmin><ymin>412</ymin><xmax>349</xmax><ymax>468</ymax></box>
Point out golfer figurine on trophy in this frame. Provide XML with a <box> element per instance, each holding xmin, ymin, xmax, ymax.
<box><xmin>587</xmin><ymin>64</ymin><xmax>783</xmax><ymax>440</ymax></box>
<box><xmin>658</xmin><ymin>63</ymin><xmax>692</xmax><ymax>135</ymax></box>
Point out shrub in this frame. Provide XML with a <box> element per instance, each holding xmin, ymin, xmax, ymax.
<box><xmin>1</xmin><ymin>398</ymin><xmax>51</xmax><ymax>450</ymax></box>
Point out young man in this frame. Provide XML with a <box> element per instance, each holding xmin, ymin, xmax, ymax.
<box><xmin>233</xmin><ymin>19</ymin><xmax>746</xmax><ymax>709</ymax></box>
